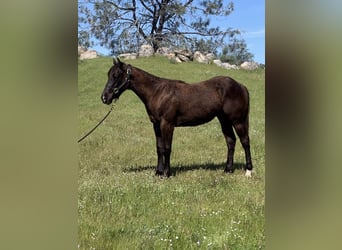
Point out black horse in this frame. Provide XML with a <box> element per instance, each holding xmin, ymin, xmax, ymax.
<box><xmin>101</xmin><ymin>58</ymin><xmax>253</xmax><ymax>177</ymax></box>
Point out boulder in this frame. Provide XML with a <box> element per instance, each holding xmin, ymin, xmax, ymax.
<box><xmin>206</xmin><ymin>53</ymin><xmax>216</xmax><ymax>61</ymax></box>
<box><xmin>212</xmin><ymin>59</ymin><xmax>239</xmax><ymax>69</ymax></box>
<box><xmin>213</xmin><ymin>59</ymin><xmax>223</xmax><ymax>67</ymax></box>
<box><xmin>139</xmin><ymin>44</ymin><xmax>154</xmax><ymax>57</ymax></box>
<box><xmin>174</xmin><ymin>49</ymin><xmax>193</xmax><ymax>61</ymax></box>
<box><xmin>156</xmin><ymin>47</ymin><xmax>175</xmax><ymax>60</ymax></box>
<box><xmin>221</xmin><ymin>63</ymin><xmax>231</xmax><ymax>69</ymax></box>
<box><xmin>177</xmin><ymin>54</ymin><xmax>190</xmax><ymax>62</ymax></box>
<box><xmin>170</xmin><ymin>56</ymin><xmax>182</xmax><ymax>64</ymax></box>
<box><xmin>79</xmin><ymin>49</ymin><xmax>98</xmax><ymax>60</ymax></box>
<box><xmin>193</xmin><ymin>51</ymin><xmax>208</xmax><ymax>64</ymax></box>
<box><xmin>119</xmin><ymin>53</ymin><xmax>137</xmax><ymax>60</ymax></box>
<box><xmin>240</xmin><ymin>61</ymin><xmax>259</xmax><ymax>70</ymax></box>
<box><xmin>221</xmin><ymin>63</ymin><xmax>239</xmax><ymax>70</ymax></box>
<box><xmin>156</xmin><ymin>47</ymin><xmax>173</xmax><ymax>56</ymax></box>
<box><xmin>229</xmin><ymin>64</ymin><xmax>240</xmax><ymax>70</ymax></box>
<box><xmin>78</xmin><ymin>46</ymin><xmax>86</xmax><ymax>55</ymax></box>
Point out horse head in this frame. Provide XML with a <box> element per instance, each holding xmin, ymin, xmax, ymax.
<box><xmin>101</xmin><ymin>57</ymin><xmax>132</xmax><ymax>104</ymax></box>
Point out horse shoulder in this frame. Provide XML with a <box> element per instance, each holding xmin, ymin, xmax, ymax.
<box><xmin>146</xmin><ymin>81</ymin><xmax>180</xmax><ymax>123</ymax></box>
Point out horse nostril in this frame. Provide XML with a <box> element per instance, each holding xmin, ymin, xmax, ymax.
<box><xmin>101</xmin><ymin>95</ymin><xmax>106</xmax><ymax>103</ymax></box>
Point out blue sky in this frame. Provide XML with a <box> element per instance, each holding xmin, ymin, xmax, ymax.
<box><xmin>225</xmin><ymin>0</ymin><xmax>265</xmax><ymax>63</ymax></box>
<box><xmin>89</xmin><ymin>0</ymin><xmax>265</xmax><ymax>64</ymax></box>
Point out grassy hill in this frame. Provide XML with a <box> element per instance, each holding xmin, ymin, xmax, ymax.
<box><xmin>78</xmin><ymin>56</ymin><xmax>265</xmax><ymax>249</ymax></box>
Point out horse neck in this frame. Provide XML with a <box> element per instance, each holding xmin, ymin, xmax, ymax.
<box><xmin>129</xmin><ymin>67</ymin><xmax>159</xmax><ymax>104</ymax></box>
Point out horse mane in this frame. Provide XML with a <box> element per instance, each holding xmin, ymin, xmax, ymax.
<box><xmin>132</xmin><ymin>64</ymin><xmax>187</xmax><ymax>85</ymax></box>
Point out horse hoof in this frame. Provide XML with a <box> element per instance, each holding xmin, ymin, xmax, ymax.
<box><xmin>245</xmin><ymin>169</ymin><xmax>252</xmax><ymax>177</ymax></box>
<box><xmin>155</xmin><ymin>170</ymin><xmax>163</xmax><ymax>176</ymax></box>
<box><xmin>224</xmin><ymin>168</ymin><xmax>234</xmax><ymax>174</ymax></box>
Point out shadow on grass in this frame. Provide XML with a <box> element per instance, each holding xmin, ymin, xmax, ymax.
<box><xmin>122</xmin><ymin>162</ymin><xmax>246</xmax><ymax>176</ymax></box>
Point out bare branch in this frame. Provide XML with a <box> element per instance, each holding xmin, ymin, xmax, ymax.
<box><xmin>104</xmin><ymin>0</ymin><xmax>135</xmax><ymax>12</ymax></box>
<box><xmin>139</xmin><ymin>0</ymin><xmax>154</xmax><ymax>14</ymax></box>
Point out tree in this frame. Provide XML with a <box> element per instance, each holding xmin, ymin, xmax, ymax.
<box><xmin>192</xmin><ymin>38</ymin><xmax>218</xmax><ymax>54</ymax></box>
<box><xmin>78</xmin><ymin>0</ymin><xmax>244</xmax><ymax>55</ymax></box>
<box><xmin>220</xmin><ymin>37</ymin><xmax>253</xmax><ymax>65</ymax></box>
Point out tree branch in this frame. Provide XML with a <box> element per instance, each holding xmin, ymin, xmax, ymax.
<box><xmin>139</xmin><ymin>0</ymin><xmax>154</xmax><ymax>14</ymax></box>
<box><xmin>131</xmin><ymin>0</ymin><xmax>147</xmax><ymax>40</ymax></box>
<box><xmin>104</xmin><ymin>0</ymin><xmax>135</xmax><ymax>11</ymax></box>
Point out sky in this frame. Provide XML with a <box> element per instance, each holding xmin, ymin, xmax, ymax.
<box><xmin>216</xmin><ymin>0</ymin><xmax>265</xmax><ymax>64</ymax></box>
<box><xmin>89</xmin><ymin>0</ymin><xmax>265</xmax><ymax>64</ymax></box>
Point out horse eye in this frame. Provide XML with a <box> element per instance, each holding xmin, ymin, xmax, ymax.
<box><xmin>110</xmin><ymin>72</ymin><xmax>118</xmax><ymax>79</ymax></box>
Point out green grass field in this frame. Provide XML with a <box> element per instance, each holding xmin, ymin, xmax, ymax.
<box><xmin>78</xmin><ymin>56</ymin><xmax>265</xmax><ymax>249</ymax></box>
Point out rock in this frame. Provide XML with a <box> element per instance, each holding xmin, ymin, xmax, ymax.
<box><xmin>79</xmin><ymin>49</ymin><xmax>98</xmax><ymax>60</ymax></box>
<box><xmin>170</xmin><ymin>56</ymin><xmax>182</xmax><ymax>64</ymax></box>
<box><xmin>206</xmin><ymin>53</ymin><xmax>216</xmax><ymax>61</ymax></box>
<box><xmin>175</xmin><ymin>49</ymin><xmax>192</xmax><ymax>57</ymax></box>
<box><xmin>119</xmin><ymin>53</ymin><xmax>137</xmax><ymax>60</ymax></box>
<box><xmin>212</xmin><ymin>59</ymin><xmax>238</xmax><ymax>69</ymax></box>
<box><xmin>229</xmin><ymin>64</ymin><xmax>240</xmax><ymax>70</ymax></box>
<box><xmin>240</xmin><ymin>61</ymin><xmax>259</xmax><ymax>70</ymax></box>
<box><xmin>221</xmin><ymin>63</ymin><xmax>239</xmax><ymax>70</ymax></box>
<box><xmin>78</xmin><ymin>46</ymin><xmax>86</xmax><ymax>55</ymax></box>
<box><xmin>78</xmin><ymin>46</ymin><xmax>98</xmax><ymax>60</ymax></box>
<box><xmin>174</xmin><ymin>49</ymin><xmax>193</xmax><ymax>62</ymax></box>
<box><xmin>213</xmin><ymin>59</ymin><xmax>223</xmax><ymax>67</ymax></box>
<box><xmin>156</xmin><ymin>47</ymin><xmax>173</xmax><ymax>56</ymax></box>
<box><xmin>139</xmin><ymin>44</ymin><xmax>154</xmax><ymax>57</ymax></box>
<box><xmin>221</xmin><ymin>63</ymin><xmax>231</xmax><ymax>69</ymax></box>
<box><xmin>156</xmin><ymin>47</ymin><xmax>175</xmax><ymax>60</ymax></box>
<box><xmin>177</xmin><ymin>54</ymin><xmax>190</xmax><ymax>62</ymax></box>
<box><xmin>193</xmin><ymin>51</ymin><xmax>208</xmax><ymax>64</ymax></box>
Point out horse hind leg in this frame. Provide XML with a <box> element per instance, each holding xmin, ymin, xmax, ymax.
<box><xmin>233</xmin><ymin>120</ymin><xmax>253</xmax><ymax>177</ymax></box>
<box><xmin>218</xmin><ymin>116</ymin><xmax>236</xmax><ymax>173</ymax></box>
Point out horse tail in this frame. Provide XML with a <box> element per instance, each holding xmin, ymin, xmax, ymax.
<box><xmin>242</xmin><ymin>84</ymin><xmax>250</xmax><ymax>125</ymax></box>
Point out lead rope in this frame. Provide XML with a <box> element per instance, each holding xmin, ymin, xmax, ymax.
<box><xmin>78</xmin><ymin>102</ymin><xmax>115</xmax><ymax>143</ymax></box>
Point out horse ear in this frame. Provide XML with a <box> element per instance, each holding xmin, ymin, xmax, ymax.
<box><xmin>113</xmin><ymin>57</ymin><xmax>117</xmax><ymax>65</ymax></box>
<box><xmin>117</xmin><ymin>57</ymin><xmax>122</xmax><ymax>64</ymax></box>
<box><xmin>126</xmin><ymin>64</ymin><xmax>132</xmax><ymax>75</ymax></box>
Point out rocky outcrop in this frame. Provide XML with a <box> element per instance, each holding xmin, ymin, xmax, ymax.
<box><xmin>78</xmin><ymin>46</ymin><xmax>98</xmax><ymax>60</ymax></box>
<box><xmin>170</xmin><ymin>56</ymin><xmax>182</xmax><ymax>64</ymax></box>
<box><xmin>193</xmin><ymin>51</ymin><xmax>208</xmax><ymax>64</ymax></box>
<box><xmin>213</xmin><ymin>59</ymin><xmax>239</xmax><ymax>70</ymax></box>
<box><xmin>174</xmin><ymin>49</ymin><xmax>192</xmax><ymax>62</ymax></box>
<box><xmin>119</xmin><ymin>53</ymin><xmax>138</xmax><ymax>60</ymax></box>
<box><xmin>116</xmin><ymin>45</ymin><xmax>261</xmax><ymax>70</ymax></box>
<box><xmin>138</xmin><ymin>44</ymin><xmax>154</xmax><ymax>57</ymax></box>
<box><xmin>156</xmin><ymin>47</ymin><xmax>174</xmax><ymax>59</ymax></box>
<box><xmin>240</xmin><ymin>61</ymin><xmax>259</xmax><ymax>70</ymax></box>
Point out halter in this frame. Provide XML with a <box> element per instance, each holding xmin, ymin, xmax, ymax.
<box><xmin>113</xmin><ymin>66</ymin><xmax>132</xmax><ymax>95</ymax></box>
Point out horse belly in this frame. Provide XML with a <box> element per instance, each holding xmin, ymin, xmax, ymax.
<box><xmin>175</xmin><ymin>109</ymin><xmax>217</xmax><ymax>127</ymax></box>
<box><xmin>175</xmin><ymin>92</ymin><xmax>221</xmax><ymax>126</ymax></box>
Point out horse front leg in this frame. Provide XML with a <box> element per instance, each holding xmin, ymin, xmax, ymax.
<box><xmin>153</xmin><ymin>123</ymin><xmax>164</xmax><ymax>176</ymax></box>
<box><xmin>160</xmin><ymin>120</ymin><xmax>174</xmax><ymax>177</ymax></box>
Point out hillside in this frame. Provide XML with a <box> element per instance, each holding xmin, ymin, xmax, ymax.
<box><xmin>78</xmin><ymin>56</ymin><xmax>265</xmax><ymax>249</ymax></box>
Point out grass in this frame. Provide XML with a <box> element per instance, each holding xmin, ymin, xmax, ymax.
<box><xmin>78</xmin><ymin>56</ymin><xmax>265</xmax><ymax>249</ymax></box>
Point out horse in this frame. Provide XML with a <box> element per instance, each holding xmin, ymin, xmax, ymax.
<box><xmin>101</xmin><ymin>58</ymin><xmax>253</xmax><ymax>177</ymax></box>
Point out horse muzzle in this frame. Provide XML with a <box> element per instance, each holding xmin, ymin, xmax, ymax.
<box><xmin>101</xmin><ymin>93</ymin><xmax>112</xmax><ymax>105</ymax></box>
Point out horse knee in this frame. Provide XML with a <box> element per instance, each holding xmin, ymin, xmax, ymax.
<box><xmin>227</xmin><ymin>137</ymin><xmax>236</xmax><ymax>149</ymax></box>
<box><xmin>239</xmin><ymin>135</ymin><xmax>250</xmax><ymax>147</ymax></box>
<box><xmin>157</xmin><ymin>146</ymin><xmax>164</xmax><ymax>154</ymax></box>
